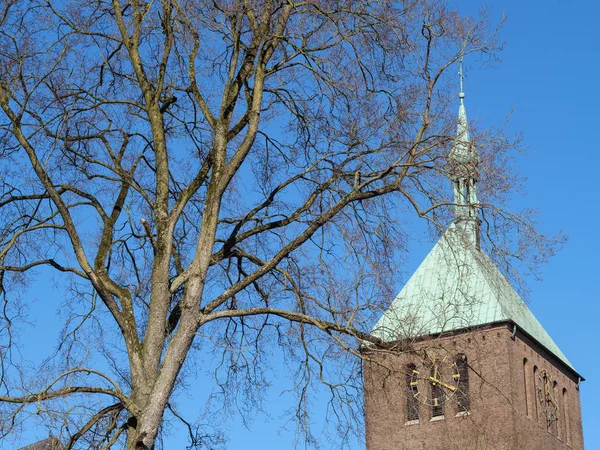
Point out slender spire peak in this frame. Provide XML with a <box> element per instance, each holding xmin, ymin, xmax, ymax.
<box><xmin>450</xmin><ymin>57</ymin><xmax>473</xmax><ymax>163</ymax></box>
<box><xmin>449</xmin><ymin>56</ymin><xmax>480</xmax><ymax>247</ymax></box>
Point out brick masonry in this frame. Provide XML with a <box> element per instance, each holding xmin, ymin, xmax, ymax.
<box><xmin>363</xmin><ymin>323</ymin><xmax>584</xmax><ymax>450</ymax></box>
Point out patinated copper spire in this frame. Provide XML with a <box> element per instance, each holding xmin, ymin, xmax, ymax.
<box><xmin>449</xmin><ymin>57</ymin><xmax>480</xmax><ymax>245</ymax></box>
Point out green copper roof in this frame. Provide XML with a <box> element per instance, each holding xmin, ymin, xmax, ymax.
<box><xmin>370</xmin><ymin>224</ymin><xmax>576</xmax><ymax>372</ymax></box>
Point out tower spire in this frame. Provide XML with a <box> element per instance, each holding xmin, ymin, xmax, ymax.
<box><xmin>449</xmin><ymin>57</ymin><xmax>480</xmax><ymax>245</ymax></box>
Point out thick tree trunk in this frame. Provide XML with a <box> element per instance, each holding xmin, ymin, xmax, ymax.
<box><xmin>126</xmin><ymin>276</ymin><xmax>207</xmax><ymax>448</ymax></box>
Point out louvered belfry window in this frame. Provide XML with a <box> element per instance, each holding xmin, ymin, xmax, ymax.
<box><xmin>456</xmin><ymin>354</ymin><xmax>470</xmax><ymax>412</ymax></box>
<box><xmin>406</xmin><ymin>364</ymin><xmax>419</xmax><ymax>421</ymax></box>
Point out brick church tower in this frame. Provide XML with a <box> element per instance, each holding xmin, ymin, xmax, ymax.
<box><xmin>363</xmin><ymin>62</ymin><xmax>584</xmax><ymax>450</ymax></box>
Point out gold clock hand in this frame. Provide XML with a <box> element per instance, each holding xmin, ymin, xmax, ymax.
<box><xmin>428</xmin><ymin>377</ymin><xmax>457</xmax><ymax>391</ymax></box>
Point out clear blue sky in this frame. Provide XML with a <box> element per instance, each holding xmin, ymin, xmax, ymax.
<box><xmin>10</xmin><ymin>1</ymin><xmax>599</xmax><ymax>449</ymax></box>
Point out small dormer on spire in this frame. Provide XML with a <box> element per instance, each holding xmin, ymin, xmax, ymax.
<box><xmin>449</xmin><ymin>57</ymin><xmax>480</xmax><ymax>246</ymax></box>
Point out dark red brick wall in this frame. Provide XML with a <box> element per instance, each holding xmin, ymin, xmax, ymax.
<box><xmin>509</xmin><ymin>329</ymin><xmax>584</xmax><ymax>450</ymax></box>
<box><xmin>364</xmin><ymin>324</ymin><xmax>584</xmax><ymax>450</ymax></box>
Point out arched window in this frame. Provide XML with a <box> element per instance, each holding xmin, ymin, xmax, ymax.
<box><xmin>563</xmin><ymin>388</ymin><xmax>571</xmax><ymax>446</ymax></box>
<box><xmin>523</xmin><ymin>358</ymin><xmax>531</xmax><ymax>418</ymax></box>
<box><xmin>533</xmin><ymin>366</ymin><xmax>539</xmax><ymax>422</ymax></box>
<box><xmin>406</xmin><ymin>364</ymin><xmax>419</xmax><ymax>422</ymax></box>
<box><xmin>430</xmin><ymin>363</ymin><xmax>444</xmax><ymax>417</ymax></box>
<box><xmin>456</xmin><ymin>354</ymin><xmax>470</xmax><ymax>412</ymax></box>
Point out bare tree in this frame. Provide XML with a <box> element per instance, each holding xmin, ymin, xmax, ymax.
<box><xmin>0</xmin><ymin>1</ymin><xmax>559</xmax><ymax>448</ymax></box>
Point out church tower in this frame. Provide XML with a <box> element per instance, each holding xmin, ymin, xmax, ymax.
<box><xmin>363</xmin><ymin>62</ymin><xmax>584</xmax><ymax>450</ymax></box>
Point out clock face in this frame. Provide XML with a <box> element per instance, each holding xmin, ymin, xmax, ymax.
<box><xmin>410</xmin><ymin>350</ymin><xmax>461</xmax><ymax>407</ymax></box>
<box><xmin>537</xmin><ymin>369</ymin><xmax>559</xmax><ymax>426</ymax></box>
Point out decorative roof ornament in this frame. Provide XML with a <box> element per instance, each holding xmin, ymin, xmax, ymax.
<box><xmin>448</xmin><ymin>56</ymin><xmax>480</xmax><ymax>246</ymax></box>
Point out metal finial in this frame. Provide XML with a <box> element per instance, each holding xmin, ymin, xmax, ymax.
<box><xmin>458</xmin><ymin>56</ymin><xmax>465</xmax><ymax>100</ymax></box>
